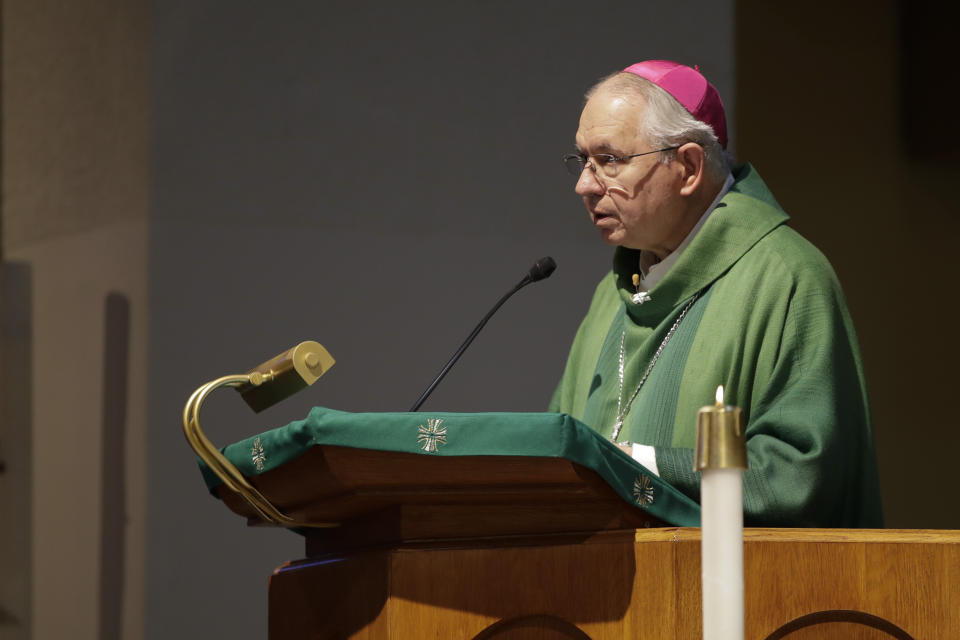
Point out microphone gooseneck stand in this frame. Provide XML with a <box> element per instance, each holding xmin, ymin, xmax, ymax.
<box><xmin>409</xmin><ymin>257</ymin><xmax>556</xmax><ymax>412</ymax></box>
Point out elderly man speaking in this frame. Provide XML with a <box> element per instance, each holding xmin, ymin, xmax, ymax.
<box><xmin>550</xmin><ymin>60</ymin><xmax>882</xmax><ymax>527</ymax></box>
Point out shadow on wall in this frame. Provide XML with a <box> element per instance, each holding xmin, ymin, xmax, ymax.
<box><xmin>0</xmin><ymin>275</ymin><xmax>131</xmax><ymax>640</ymax></box>
<box><xmin>0</xmin><ymin>262</ymin><xmax>32</xmax><ymax>640</ymax></box>
<box><xmin>100</xmin><ymin>292</ymin><xmax>129</xmax><ymax>640</ymax></box>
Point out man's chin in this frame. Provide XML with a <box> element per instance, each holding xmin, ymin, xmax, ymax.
<box><xmin>601</xmin><ymin>233</ymin><xmax>648</xmax><ymax>252</ymax></box>
<box><xmin>600</xmin><ymin>229</ymin><xmax>625</xmax><ymax>247</ymax></box>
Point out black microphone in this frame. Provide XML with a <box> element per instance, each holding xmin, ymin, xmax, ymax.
<box><xmin>409</xmin><ymin>256</ymin><xmax>557</xmax><ymax>412</ymax></box>
<box><xmin>525</xmin><ymin>256</ymin><xmax>557</xmax><ymax>283</ymax></box>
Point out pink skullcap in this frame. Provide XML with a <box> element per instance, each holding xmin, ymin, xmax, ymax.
<box><xmin>622</xmin><ymin>60</ymin><xmax>727</xmax><ymax>148</ymax></box>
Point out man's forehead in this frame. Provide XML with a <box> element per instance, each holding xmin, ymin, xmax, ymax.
<box><xmin>575</xmin><ymin>91</ymin><xmax>644</xmax><ymax>151</ymax></box>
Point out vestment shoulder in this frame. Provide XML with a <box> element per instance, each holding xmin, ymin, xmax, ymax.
<box><xmin>743</xmin><ymin>224</ymin><xmax>844</xmax><ymax>292</ymax></box>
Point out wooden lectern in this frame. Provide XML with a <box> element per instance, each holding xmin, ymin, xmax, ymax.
<box><xmin>198</xmin><ymin>410</ymin><xmax>959</xmax><ymax>639</ymax></box>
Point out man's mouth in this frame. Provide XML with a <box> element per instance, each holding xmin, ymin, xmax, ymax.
<box><xmin>593</xmin><ymin>211</ymin><xmax>616</xmax><ymax>224</ymax></box>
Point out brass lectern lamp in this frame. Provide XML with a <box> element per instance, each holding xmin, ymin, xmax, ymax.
<box><xmin>181</xmin><ymin>341</ymin><xmax>334</xmax><ymax>525</ymax></box>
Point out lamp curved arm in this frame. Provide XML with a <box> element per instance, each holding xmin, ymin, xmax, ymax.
<box><xmin>182</xmin><ymin>373</ymin><xmax>295</xmax><ymax>525</ymax></box>
<box><xmin>182</xmin><ymin>341</ymin><xmax>334</xmax><ymax>526</ymax></box>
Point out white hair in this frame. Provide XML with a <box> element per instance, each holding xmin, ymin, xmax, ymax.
<box><xmin>586</xmin><ymin>72</ymin><xmax>732</xmax><ymax>180</ymax></box>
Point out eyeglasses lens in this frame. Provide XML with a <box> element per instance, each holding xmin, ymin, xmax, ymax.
<box><xmin>564</xmin><ymin>155</ymin><xmax>586</xmax><ymax>176</ymax></box>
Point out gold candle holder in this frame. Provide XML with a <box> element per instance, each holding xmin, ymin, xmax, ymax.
<box><xmin>695</xmin><ymin>385</ymin><xmax>746</xmax><ymax>471</ymax></box>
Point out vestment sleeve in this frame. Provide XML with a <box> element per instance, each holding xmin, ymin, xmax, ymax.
<box><xmin>547</xmin><ymin>384</ymin><xmax>562</xmax><ymax>413</ymax></box>
<box><xmin>652</xmin><ymin>277</ymin><xmax>882</xmax><ymax>527</ymax></box>
<box><xmin>547</xmin><ymin>272</ymin><xmax>620</xmax><ymax>419</ymax></box>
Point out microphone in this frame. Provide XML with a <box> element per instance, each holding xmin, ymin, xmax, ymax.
<box><xmin>525</xmin><ymin>256</ymin><xmax>557</xmax><ymax>283</ymax></box>
<box><xmin>409</xmin><ymin>256</ymin><xmax>557</xmax><ymax>412</ymax></box>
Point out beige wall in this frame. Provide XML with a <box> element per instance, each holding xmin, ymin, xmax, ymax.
<box><xmin>737</xmin><ymin>1</ymin><xmax>959</xmax><ymax>527</ymax></box>
<box><xmin>2</xmin><ymin>1</ymin><xmax>149</xmax><ymax>638</ymax></box>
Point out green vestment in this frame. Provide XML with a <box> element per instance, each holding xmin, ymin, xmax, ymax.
<box><xmin>549</xmin><ymin>164</ymin><xmax>883</xmax><ymax>527</ymax></box>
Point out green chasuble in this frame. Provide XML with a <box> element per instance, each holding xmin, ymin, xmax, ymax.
<box><xmin>550</xmin><ymin>164</ymin><xmax>883</xmax><ymax>527</ymax></box>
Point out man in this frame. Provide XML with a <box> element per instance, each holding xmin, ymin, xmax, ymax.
<box><xmin>549</xmin><ymin>60</ymin><xmax>882</xmax><ymax>527</ymax></box>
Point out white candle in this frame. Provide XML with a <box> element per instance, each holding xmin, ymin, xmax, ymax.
<box><xmin>696</xmin><ymin>385</ymin><xmax>746</xmax><ymax>640</ymax></box>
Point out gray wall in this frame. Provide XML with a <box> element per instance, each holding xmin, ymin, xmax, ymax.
<box><xmin>149</xmin><ymin>2</ymin><xmax>734</xmax><ymax>637</ymax></box>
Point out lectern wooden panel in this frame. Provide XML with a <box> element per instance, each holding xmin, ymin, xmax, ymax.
<box><xmin>268</xmin><ymin>528</ymin><xmax>959</xmax><ymax>639</ymax></box>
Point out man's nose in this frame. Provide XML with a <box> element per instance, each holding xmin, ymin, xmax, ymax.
<box><xmin>575</xmin><ymin>166</ymin><xmax>606</xmax><ymax>197</ymax></box>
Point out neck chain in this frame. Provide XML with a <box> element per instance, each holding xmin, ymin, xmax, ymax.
<box><xmin>611</xmin><ymin>292</ymin><xmax>701</xmax><ymax>441</ymax></box>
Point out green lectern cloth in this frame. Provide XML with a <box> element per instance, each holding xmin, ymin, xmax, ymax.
<box><xmin>199</xmin><ymin>407</ymin><xmax>701</xmax><ymax>527</ymax></box>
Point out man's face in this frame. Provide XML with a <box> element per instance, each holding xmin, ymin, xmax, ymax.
<box><xmin>574</xmin><ymin>89</ymin><xmax>683</xmax><ymax>257</ymax></box>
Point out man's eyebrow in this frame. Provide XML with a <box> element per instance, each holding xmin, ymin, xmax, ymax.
<box><xmin>576</xmin><ymin>141</ymin><xmax>620</xmax><ymax>155</ymax></box>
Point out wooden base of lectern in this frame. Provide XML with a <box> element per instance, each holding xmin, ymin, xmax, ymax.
<box><xmin>268</xmin><ymin>528</ymin><xmax>959</xmax><ymax>639</ymax></box>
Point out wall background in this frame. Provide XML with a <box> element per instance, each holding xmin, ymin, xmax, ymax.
<box><xmin>147</xmin><ymin>3</ymin><xmax>733</xmax><ymax>638</ymax></box>
<box><xmin>2</xmin><ymin>2</ymin><xmax>956</xmax><ymax>640</ymax></box>
<box><xmin>735</xmin><ymin>0</ymin><xmax>960</xmax><ymax>530</ymax></box>
<box><xmin>2</xmin><ymin>1</ymin><xmax>149</xmax><ymax>639</ymax></box>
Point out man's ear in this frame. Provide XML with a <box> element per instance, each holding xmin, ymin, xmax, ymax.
<box><xmin>677</xmin><ymin>142</ymin><xmax>705</xmax><ymax>196</ymax></box>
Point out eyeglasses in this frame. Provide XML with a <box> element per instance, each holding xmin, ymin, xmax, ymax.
<box><xmin>562</xmin><ymin>146</ymin><xmax>679</xmax><ymax>178</ymax></box>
